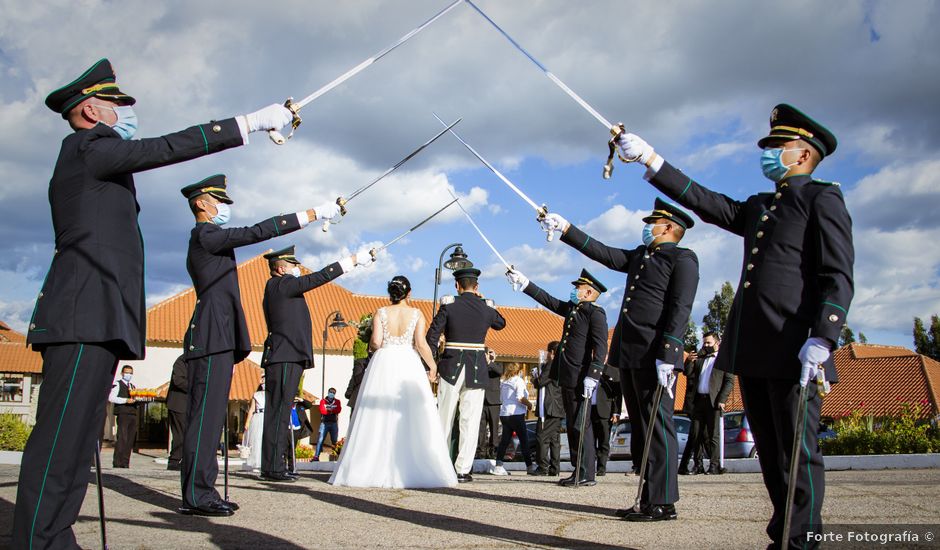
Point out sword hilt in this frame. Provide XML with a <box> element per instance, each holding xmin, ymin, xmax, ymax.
<box><xmin>268</xmin><ymin>97</ymin><xmax>303</xmax><ymax>145</ymax></box>
<box><xmin>536</xmin><ymin>205</ymin><xmax>554</xmax><ymax>242</ymax></box>
<box><xmin>604</xmin><ymin>122</ymin><xmax>640</xmax><ymax>179</ymax></box>
<box><xmin>815</xmin><ymin>364</ymin><xmax>830</xmax><ymax>398</ymax></box>
<box><xmin>321</xmin><ymin>197</ymin><xmax>348</xmax><ymax>233</ymax></box>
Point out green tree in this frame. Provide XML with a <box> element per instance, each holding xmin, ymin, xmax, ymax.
<box><xmin>684</xmin><ymin>320</ymin><xmax>700</xmax><ymax>353</ymax></box>
<box><xmin>838</xmin><ymin>325</ymin><xmax>856</xmax><ymax>348</ymax></box>
<box><xmin>858</xmin><ymin>332</ymin><xmax>868</xmax><ymax>344</ymax></box>
<box><xmin>702</xmin><ymin>281</ymin><xmax>735</xmax><ymax>336</ymax></box>
<box><xmin>913</xmin><ymin>315</ymin><xmax>940</xmax><ymax>361</ymax></box>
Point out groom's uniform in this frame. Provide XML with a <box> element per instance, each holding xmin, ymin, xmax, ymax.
<box><xmin>427</xmin><ymin>268</ymin><xmax>506</xmax><ymax>480</ymax></box>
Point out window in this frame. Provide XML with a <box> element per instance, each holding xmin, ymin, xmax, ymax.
<box><xmin>0</xmin><ymin>374</ymin><xmax>24</xmax><ymax>403</ymax></box>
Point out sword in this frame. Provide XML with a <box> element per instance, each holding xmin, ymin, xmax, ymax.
<box><xmin>572</xmin><ymin>396</ymin><xmax>589</xmax><ymax>488</ymax></box>
<box><xmin>463</xmin><ymin>0</ymin><xmax>639</xmax><ymax>178</ymax></box>
<box><xmin>268</xmin><ymin>0</ymin><xmax>464</xmax><ymax>144</ymax></box>
<box><xmin>94</xmin><ymin>439</ymin><xmax>108</xmax><ymax>550</ymax></box>
<box><xmin>447</xmin><ymin>190</ymin><xmax>512</xmax><ymax>269</ymax></box>
<box><xmin>633</xmin><ymin>384</ymin><xmax>664</xmax><ymax>513</ymax></box>
<box><xmin>321</xmin><ymin>118</ymin><xmax>461</xmax><ymax>232</ymax></box>
<box><xmin>370</xmin><ymin>199</ymin><xmax>458</xmax><ymax>259</ymax></box>
<box><xmin>432</xmin><ymin>113</ymin><xmax>555</xmax><ymax>242</ymax></box>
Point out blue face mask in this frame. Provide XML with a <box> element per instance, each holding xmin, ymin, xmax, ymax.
<box><xmin>327</xmin><ymin>392</ymin><xmax>336</xmax><ymax>400</ymax></box>
<box><xmin>101</xmin><ymin>105</ymin><xmax>138</xmax><ymax>140</ymax></box>
<box><xmin>122</xmin><ymin>373</ymin><xmax>132</xmax><ymax>382</ymax></box>
<box><xmin>641</xmin><ymin>223</ymin><xmax>666</xmax><ymax>247</ymax></box>
<box><xmin>760</xmin><ymin>147</ymin><xmax>804</xmax><ymax>182</ymax></box>
<box><xmin>569</xmin><ymin>288</ymin><xmax>580</xmax><ymax>304</ymax></box>
<box><xmin>211</xmin><ymin>202</ymin><xmax>231</xmax><ymax>225</ymax></box>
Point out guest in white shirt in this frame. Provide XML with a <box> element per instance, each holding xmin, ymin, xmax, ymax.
<box><xmin>492</xmin><ymin>363</ymin><xmax>534</xmax><ymax>475</ymax></box>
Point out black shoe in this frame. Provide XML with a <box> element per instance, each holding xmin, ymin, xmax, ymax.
<box><xmin>557</xmin><ymin>473</ymin><xmax>575</xmax><ymax>485</ymax></box>
<box><xmin>259</xmin><ymin>472</ymin><xmax>296</xmax><ymax>482</ymax></box>
<box><xmin>178</xmin><ymin>501</ymin><xmax>234</xmax><ymax>517</ymax></box>
<box><xmin>166</xmin><ymin>461</ymin><xmax>182</xmax><ymax>471</ymax></box>
<box><xmin>548</xmin><ymin>468</ymin><xmax>559</xmax><ymax>476</ymax></box>
<box><xmin>678</xmin><ymin>467</ymin><xmax>691</xmax><ymax>475</ymax></box>
<box><xmin>457</xmin><ymin>473</ymin><xmax>473</xmax><ymax>483</ymax></box>
<box><xmin>285</xmin><ymin>471</ymin><xmax>300</xmax><ymax>479</ymax></box>
<box><xmin>596</xmin><ymin>467</ymin><xmax>606</xmax><ymax>476</ymax></box>
<box><xmin>623</xmin><ymin>504</ymin><xmax>677</xmax><ymax>522</ymax></box>
<box><xmin>221</xmin><ymin>500</ymin><xmax>239</xmax><ymax>511</ymax></box>
<box><xmin>615</xmin><ymin>506</ymin><xmax>638</xmax><ymax>518</ymax></box>
<box><xmin>559</xmin><ymin>476</ymin><xmax>596</xmax><ymax>487</ymax></box>
<box><xmin>706</xmin><ymin>465</ymin><xmax>723</xmax><ymax>475</ymax></box>
<box><xmin>528</xmin><ymin>468</ymin><xmax>548</xmax><ymax>476</ymax></box>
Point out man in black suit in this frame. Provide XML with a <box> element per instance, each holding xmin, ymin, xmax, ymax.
<box><xmin>178</xmin><ymin>176</ymin><xmax>343</xmax><ymax>516</ymax></box>
<box><xmin>592</xmin><ymin>364</ymin><xmax>622</xmax><ymax>477</ymax></box>
<box><xmin>679</xmin><ymin>332</ymin><xmax>734</xmax><ymax>476</ymax></box>
<box><xmin>166</xmin><ymin>355</ymin><xmax>189</xmax><ymax>471</ymax></box>
<box><xmin>260</xmin><ymin>245</ymin><xmax>369</xmax><ymax>481</ymax></box>
<box><xmin>532</xmin><ymin>341</ymin><xmax>564</xmax><ymax>476</ymax></box>
<box><xmin>108</xmin><ymin>366</ymin><xmax>138</xmax><ymax>468</ymax></box>
<box><xmin>15</xmin><ymin>58</ymin><xmax>293</xmax><ymax>548</ymax></box>
<box><xmin>542</xmin><ymin>199</ymin><xmax>699</xmax><ymax>519</ymax></box>
<box><xmin>506</xmin><ymin>268</ymin><xmax>608</xmax><ymax>487</ymax></box>
<box><xmin>618</xmin><ymin>104</ymin><xmax>854</xmax><ymax>547</ymax></box>
<box><xmin>477</xmin><ymin>347</ymin><xmax>503</xmax><ymax>459</ymax></box>
<box><xmin>427</xmin><ymin>267</ymin><xmax>507</xmax><ymax>483</ymax></box>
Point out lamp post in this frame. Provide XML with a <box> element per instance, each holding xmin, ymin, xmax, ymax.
<box><xmin>432</xmin><ymin>243</ymin><xmax>473</xmax><ymax>318</ymax></box>
<box><xmin>321</xmin><ymin>310</ymin><xmax>349</xmax><ymax>398</ymax></box>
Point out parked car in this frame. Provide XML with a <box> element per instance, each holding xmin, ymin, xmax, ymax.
<box><xmin>505</xmin><ymin>418</ymin><xmax>569</xmax><ymax>462</ymax></box>
<box><xmin>609</xmin><ymin>411</ymin><xmax>757</xmax><ymax>460</ymax></box>
<box><xmin>609</xmin><ymin>420</ymin><xmax>631</xmax><ymax>459</ymax></box>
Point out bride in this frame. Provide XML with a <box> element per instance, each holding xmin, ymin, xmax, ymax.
<box><xmin>330</xmin><ymin>276</ymin><xmax>458</xmax><ymax>488</ymax></box>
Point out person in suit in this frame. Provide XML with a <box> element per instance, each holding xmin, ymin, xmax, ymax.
<box><xmin>542</xmin><ymin>199</ymin><xmax>699</xmax><ymax>519</ymax></box>
<box><xmin>178</xmin><ymin>176</ymin><xmax>343</xmax><ymax>516</ymax></box>
<box><xmin>679</xmin><ymin>332</ymin><xmax>734</xmax><ymax>475</ymax></box>
<box><xmin>532</xmin><ymin>341</ymin><xmax>564</xmax><ymax>476</ymax></box>
<box><xmin>345</xmin><ymin>358</ymin><xmax>369</xmax><ymax>414</ymax></box>
<box><xmin>14</xmin><ymin>58</ymin><xmax>294</xmax><ymax>549</ymax></box>
<box><xmin>108</xmin><ymin>366</ymin><xmax>139</xmax><ymax>468</ymax></box>
<box><xmin>477</xmin><ymin>347</ymin><xmax>504</xmax><ymax>460</ymax></box>
<box><xmin>505</xmin><ymin>268</ymin><xmax>608</xmax><ymax>487</ymax></box>
<box><xmin>617</xmin><ymin>104</ymin><xmax>853</xmax><ymax>547</ymax></box>
<box><xmin>592</xmin><ymin>364</ymin><xmax>622</xmax><ymax>477</ymax></box>
<box><xmin>260</xmin><ymin>245</ymin><xmax>369</xmax><ymax>481</ymax></box>
<box><xmin>166</xmin><ymin>355</ymin><xmax>189</xmax><ymax>471</ymax></box>
<box><xmin>427</xmin><ymin>267</ymin><xmax>507</xmax><ymax>483</ymax></box>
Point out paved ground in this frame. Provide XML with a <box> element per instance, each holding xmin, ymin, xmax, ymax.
<box><xmin>1</xmin><ymin>450</ymin><xmax>938</xmax><ymax>549</ymax></box>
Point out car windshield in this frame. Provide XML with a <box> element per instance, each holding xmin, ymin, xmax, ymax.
<box><xmin>724</xmin><ymin>412</ymin><xmax>744</xmax><ymax>430</ymax></box>
<box><xmin>674</xmin><ymin>416</ymin><xmax>691</xmax><ymax>434</ymax></box>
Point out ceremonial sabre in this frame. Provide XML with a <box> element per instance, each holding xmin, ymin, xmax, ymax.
<box><xmin>632</xmin><ymin>384</ymin><xmax>664</xmax><ymax>512</ymax></box>
<box><xmin>447</xmin><ymin>190</ymin><xmax>511</xmax><ymax>269</ymax></box>
<box><xmin>322</xmin><ymin>118</ymin><xmax>462</xmax><ymax>232</ymax></box>
<box><xmin>572</xmin><ymin>397</ymin><xmax>589</xmax><ymax>488</ymax></box>
<box><xmin>268</xmin><ymin>0</ymin><xmax>463</xmax><ymax>144</ymax></box>
<box><xmin>370</xmin><ymin>199</ymin><xmax>459</xmax><ymax>258</ymax></box>
<box><xmin>463</xmin><ymin>0</ymin><xmax>639</xmax><ymax>178</ymax></box>
<box><xmin>432</xmin><ymin>113</ymin><xmax>555</xmax><ymax>242</ymax></box>
<box><xmin>94</xmin><ymin>439</ymin><xmax>108</xmax><ymax>550</ymax></box>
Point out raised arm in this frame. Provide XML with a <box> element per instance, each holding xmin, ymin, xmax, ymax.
<box><xmin>647</xmin><ymin>161</ymin><xmax>748</xmax><ymax>236</ymax></box>
<box><xmin>197</xmin><ymin>214</ymin><xmax>302</xmax><ymax>254</ymax></box>
<box><xmin>522</xmin><ymin>280</ymin><xmax>568</xmax><ymax>317</ymax></box>
<box><xmin>560</xmin><ymin>223</ymin><xmax>636</xmax><ymax>273</ymax></box>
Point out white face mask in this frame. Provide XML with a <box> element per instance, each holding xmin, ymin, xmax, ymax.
<box><xmin>290</xmin><ymin>266</ymin><xmax>301</xmax><ymax>278</ymax></box>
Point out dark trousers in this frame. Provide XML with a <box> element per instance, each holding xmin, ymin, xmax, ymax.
<box><xmin>181</xmin><ymin>351</ymin><xmax>234</xmax><ymax>508</ymax></box>
<box><xmin>113</xmin><ymin>412</ymin><xmax>138</xmax><ymax>467</ymax></box>
<box><xmin>477</xmin><ymin>404</ymin><xmax>500</xmax><ymax>456</ymax></box>
<box><xmin>495</xmin><ymin>413</ymin><xmax>531</xmax><ymax>466</ymax></box>
<box><xmin>680</xmin><ymin>394</ymin><xmax>721</xmax><ymax>472</ymax></box>
<box><xmin>13</xmin><ymin>343</ymin><xmax>119</xmax><ymax>550</ymax></box>
<box><xmin>562</xmin><ymin>387</ymin><xmax>596</xmax><ymax>480</ymax></box>
<box><xmin>536</xmin><ymin>416</ymin><xmax>562</xmax><ymax>472</ymax></box>
<box><xmin>591</xmin><ymin>406</ymin><xmax>612</xmax><ymax>470</ymax></box>
<box><xmin>619</xmin><ymin>372</ymin><xmax>642</xmax><ymax>470</ymax></box>
<box><xmin>168</xmin><ymin>408</ymin><xmax>187</xmax><ymax>466</ymax></box>
<box><xmin>739</xmin><ymin>375</ymin><xmax>824</xmax><ymax>550</ymax></box>
<box><xmin>261</xmin><ymin>362</ymin><xmax>303</xmax><ymax>475</ymax></box>
<box><xmin>625</xmin><ymin>367</ymin><xmax>678</xmax><ymax>505</ymax></box>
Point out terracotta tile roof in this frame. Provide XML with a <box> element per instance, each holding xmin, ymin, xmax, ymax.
<box><xmin>146</xmin><ymin>252</ymin><xmax>564</xmax><ymax>360</ymax></box>
<box><xmin>0</xmin><ymin>342</ymin><xmax>42</xmax><ymax>374</ymax></box>
<box><xmin>0</xmin><ymin>321</ymin><xmax>26</xmax><ymax>344</ymax></box>
<box><xmin>154</xmin><ymin>357</ymin><xmax>319</xmax><ymax>402</ymax></box>
<box><xmin>845</xmin><ymin>342</ymin><xmax>916</xmax><ymax>359</ymax></box>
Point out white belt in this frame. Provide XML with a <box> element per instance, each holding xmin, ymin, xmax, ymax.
<box><xmin>444</xmin><ymin>342</ymin><xmax>485</xmax><ymax>351</ymax></box>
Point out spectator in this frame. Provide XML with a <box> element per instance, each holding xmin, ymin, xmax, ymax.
<box><xmin>314</xmin><ymin>388</ymin><xmax>342</xmax><ymax>460</ymax></box>
<box><xmin>533</xmin><ymin>342</ymin><xmax>564</xmax><ymax>476</ymax></box>
<box><xmin>477</xmin><ymin>347</ymin><xmax>503</xmax><ymax>459</ymax></box>
<box><xmin>108</xmin><ymin>365</ymin><xmax>138</xmax><ymax>468</ymax></box>
<box><xmin>492</xmin><ymin>363</ymin><xmax>534</xmax><ymax>475</ymax></box>
<box><xmin>680</xmin><ymin>332</ymin><xmax>734</xmax><ymax>475</ymax></box>
<box><xmin>243</xmin><ymin>383</ymin><xmax>265</xmax><ymax>471</ymax></box>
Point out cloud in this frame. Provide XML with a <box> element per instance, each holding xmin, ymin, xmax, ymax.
<box><xmin>845</xmin><ymin>157</ymin><xmax>940</xmax><ymax>230</ymax></box>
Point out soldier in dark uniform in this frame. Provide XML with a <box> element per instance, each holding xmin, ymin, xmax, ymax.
<box><xmin>427</xmin><ymin>267</ymin><xmax>506</xmax><ymax>483</ymax></box>
<box><xmin>592</xmin><ymin>364</ymin><xmax>622</xmax><ymax>476</ymax></box>
<box><xmin>532</xmin><ymin>341</ymin><xmax>564</xmax><ymax>476</ymax></box>
<box><xmin>542</xmin><ymin>199</ymin><xmax>698</xmax><ymax>518</ymax></box>
<box><xmin>477</xmin><ymin>347</ymin><xmax>503</xmax><ymax>459</ymax></box>
<box><xmin>178</xmin><ymin>176</ymin><xmax>342</xmax><ymax>516</ymax></box>
<box><xmin>166</xmin><ymin>355</ymin><xmax>189</xmax><ymax>471</ymax></box>
<box><xmin>505</xmin><ymin>268</ymin><xmax>608</xmax><ymax>487</ymax></box>
<box><xmin>14</xmin><ymin>58</ymin><xmax>293</xmax><ymax>548</ymax></box>
<box><xmin>617</xmin><ymin>104</ymin><xmax>853</xmax><ymax>548</ymax></box>
<box><xmin>260</xmin><ymin>245</ymin><xmax>370</xmax><ymax>481</ymax></box>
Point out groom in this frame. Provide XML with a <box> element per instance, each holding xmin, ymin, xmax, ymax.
<box><xmin>427</xmin><ymin>267</ymin><xmax>506</xmax><ymax>482</ymax></box>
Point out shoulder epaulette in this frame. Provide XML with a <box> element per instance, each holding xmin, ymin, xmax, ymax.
<box><xmin>812</xmin><ymin>179</ymin><xmax>841</xmax><ymax>187</ymax></box>
<box><xmin>440</xmin><ymin>295</ymin><xmax>455</xmax><ymax>306</ymax></box>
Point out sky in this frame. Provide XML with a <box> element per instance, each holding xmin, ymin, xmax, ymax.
<box><xmin>0</xmin><ymin>0</ymin><xmax>938</xmax><ymax>349</ymax></box>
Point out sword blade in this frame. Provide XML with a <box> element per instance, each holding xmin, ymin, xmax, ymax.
<box><xmin>346</xmin><ymin>119</ymin><xmax>461</xmax><ymax>203</ymax></box>
<box><xmin>448</xmin><ymin>190</ymin><xmax>511</xmax><ymax>269</ymax></box>
<box><xmin>295</xmin><ymin>0</ymin><xmax>463</xmax><ymax>110</ymax></box>
<box><xmin>465</xmin><ymin>0</ymin><xmax>612</xmax><ymax>129</ymax></box>
<box><xmin>432</xmin><ymin>112</ymin><xmax>542</xmax><ymax>214</ymax></box>
<box><xmin>378</xmin><ymin>199</ymin><xmax>459</xmax><ymax>251</ymax></box>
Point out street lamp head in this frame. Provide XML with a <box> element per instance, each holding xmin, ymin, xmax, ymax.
<box><xmin>444</xmin><ymin>246</ymin><xmax>473</xmax><ymax>270</ymax></box>
<box><xmin>329</xmin><ymin>311</ymin><xmax>349</xmax><ymax>332</ymax></box>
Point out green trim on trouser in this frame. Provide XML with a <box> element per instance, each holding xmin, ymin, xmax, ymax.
<box><xmin>659</xmin><ymin>398</ymin><xmax>670</xmax><ymax>503</ymax></box>
<box><xmin>190</xmin><ymin>356</ymin><xmax>212</xmax><ymax>504</ymax></box>
<box><xmin>274</xmin><ymin>365</ymin><xmax>285</xmax><ymax>468</ymax></box>
<box><xmin>801</xmin><ymin>396</ymin><xmax>815</xmax><ymax>550</ymax></box>
<box><xmin>29</xmin><ymin>344</ymin><xmax>84</xmax><ymax>550</ymax></box>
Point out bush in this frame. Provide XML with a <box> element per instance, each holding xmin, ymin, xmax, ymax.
<box><xmin>821</xmin><ymin>401</ymin><xmax>940</xmax><ymax>455</ymax></box>
<box><xmin>295</xmin><ymin>443</ymin><xmax>315</xmax><ymax>460</ymax></box>
<box><xmin>0</xmin><ymin>414</ymin><xmax>33</xmax><ymax>451</ymax></box>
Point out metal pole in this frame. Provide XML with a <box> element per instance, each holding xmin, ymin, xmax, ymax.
<box><xmin>633</xmin><ymin>384</ymin><xmax>664</xmax><ymax>512</ymax></box>
<box><xmin>719</xmin><ymin>409</ymin><xmax>725</xmax><ymax>470</ymax></box>
<box><xmin>572</xmin><ymin>397</ymin><xmax>589</xmax><ymax>487</ymax></box>
<box><xmin>223</xmin><ymin>425</ymin><xmax>229</xmax><ymax>503</ymax></box>
<box><xmin>781</xmin><ymin>384</ymin><xmax>810</xmax><ymax>549</ymax></box>
<box><xmin>432</xmin><ymin>243</ymin><xmax>460</xmax><ymax>318</ymax></box>
<box><xmin>94</xmin><ymin>439</ymin><xmax>108</xmax><ymax>550</ymax></box>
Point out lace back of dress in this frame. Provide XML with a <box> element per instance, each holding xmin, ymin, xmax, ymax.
<box><xmin>378</xmin><ymin>307</ymin><xmax>419</xmax><ymax>348</ymax></box>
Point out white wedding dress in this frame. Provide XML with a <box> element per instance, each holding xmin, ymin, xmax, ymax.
<box><xmin>330</xmin><ymin>307</ymin><xmax>458</xmax><ymax>488</ymax></box>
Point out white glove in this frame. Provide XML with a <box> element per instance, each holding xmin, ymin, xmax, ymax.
<box><xmin>582</xmin><ymin>377</ymin><xmax>598</xmax><ymax>399</ymax></box>
<box><xmin>798</xmin><ymin>337</ymin><xmax>831</xmax><ymax>387</ymax></box>
<box><xmin>505</xmin><ymin>268</ymin><xmax>529</xmax><ymax>292</ymax></box>
<box><xmin>616</xmin><ymin>133</ymin><xmax>656</xmax><ymax>165</ymax></box>
<box><xmin>539</xmin><ymin>213</ymin><xmax>570</xmax><ymax>235</ymax></box>
<box><xmin>314</xmin><ymin>202</ymin><xmax>342</xmax><ymax>221</ymax></box>
<box><xmin>355</xmin><ymin>248</ymin><xmax>374</xmax><ymax>268</ymax></box>
<box><xmin>244</xmin><ymin>104</ymin><xmax>294</xmax><ymax>133</ymax></box>
<box><xmin>655</xmin><ymin>359</ymin><xmax>676</xmax><ymax>399</ymax></box>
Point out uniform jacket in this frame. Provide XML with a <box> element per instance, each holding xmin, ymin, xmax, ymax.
<box><xmin>27</xmin><ymin>119</ymin><xmax>244</xmax><ymax>359</ymax></box>
<box><xmin>649</xmin><ymin>162</ymin><xmax>854</xmax><ymax>381</ymax></box>
<box><xmin>682</xmin><ymin>354</ymin><xmax>734</xmax><ymax>411</ymax></box>
<box><xmin>533</xmin><ymin>363</ymin><xmax>565</xmax><ymax>418</ymax></box>
<box><xmin>183</xmin><ymin>215</ymin><xmax>301</xmax><ymax>362</ymax></box>
<box><xmin>561</xmin><ymin>225</ymin><xmax>699</xmax><ymax>370</ymax></box>
<box><xmin>522</xmin><ymin>282</ymin><xmax>608</xmax><ymax>389</ymax></box>
<box><xmin>166</xmin><ymin>354</ymin><xmax>188</xmax><ymax>414</ymax></box>
<box><xmin>262</xmin><ymin>262</ymin><xmax>345</xmax><ymax>367</ymax></box>
<box><xmin>483</xmin><ymin>360</ymin><xmax>505</xmax><ymax>405</ymax></box>
<box><xmin>426</xmin><ymin>292</ymin><xmax>506</xmax><ymax>389</ymax></box>
<box><xmin>594</xmin><ymin>364</ymin><xmax>623</xmax><ymax>419</ymax></box>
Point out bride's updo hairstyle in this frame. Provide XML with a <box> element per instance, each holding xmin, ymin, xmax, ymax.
<box><xmin>387</xmin><ymin>276</ymin><xmax>412</xmax><ymax>304</ymax></box>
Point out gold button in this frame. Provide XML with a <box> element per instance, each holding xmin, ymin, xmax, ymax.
<box><xmin>829</xmin><ymin>314</ymin><xmax>839</xmax><ymax>322</ymax></box>
<box><xmin>630</xmin><ymin>286</ymin><xmax>635</xmax><ymax>291</ymax></box>
<box><xmin>770</xmin><ymin>205</ymin><xmax>777</xmax><ymax>211</ymax></box>
<box><xmin>30</xmin><ymin>323</ymin><xmax>36</xmax><ymax>330</ymax></box>
<box><xmin>644</xmin><ymin>255</ymin><xmax>650</xmax><ymax>259</ymax></box>
<box><xmin>756</xmin><ymin>231</ymin><xmax>764</xmax><ymax>238</ymax></box>
<box><xmin>635</xmin><ymin>275</ymin><xmax>641</xmax><ymax>280</ymax></box>
<box><xmin>190</xmin><ymin>324</ymin><xmax>195</xmax><ymax>329</ymax></box>
<box><xmin>747</xmin><ymin>264</ymin><xmax>754</xmax><ymax>271</ymax></box>
<box><xmin>640</xmin><ymin>265</ymin><xmax>645</xmax><ymax>269</ymax></box>
<box><xmin>752</xmin><ymin>247</ymin><xmax>759</xmax><ymax>254</ymax></box>
<box><xmin>189</xmin><ymin>345</ymin><xmax>194</xmax><ymax>350</ymax></box>
<box><xmin>54</xmin><ymin>249</ymin><xmax>58</xmax><ymax>254</ymax></box>
<box><xmin>623</xmin><ymin>308</ymin><xmax>629</xmax><ymax>313</ymax></box>
<box><xmin>626</xmin><ymin>297</ymin><xmax>631</xmax><ymax>302</ymax></box>
<box><xmin>281</xmin><ymin>220</ymin><xmax>287</xmax><ymax>225</ymax></box>
<box><xmin>38</xmin><ymin>292</ymin><xmax>43</xmax><ymax>298</ymax></box>
<box><xmin>196</xmin><ymin>299</ymin><xmax>201</xmax><ymax>304</ymax></box>
<box><xmin>774</xmin><ymin>192</ymin><xmax>782</xmax><ymax>199</ymax></box>
<box><xmin>743</xmin><ymin>281</ymin><xmax>751</xmax><ymax>288</ymax></box>
<box><xmin>212</xmin><ymin>124</ymin><xmax>221</xmax><ymax>133</ymax></box>
<box><xmin>761</xmin><ymin>215</ymin><xmax>769</xmax><ymax>222</ymax></box>
<box><xmin>664</xmin><ymin>343</ymin><xmax>670</xmax><ymax>349</ymax></box>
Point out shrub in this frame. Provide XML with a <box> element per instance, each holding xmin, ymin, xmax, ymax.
<box><xmin>295</xmin><ymin>443</ymin><xmax>315</xmax><ymax>460</ymax></box>
<box><xmin>821</xmin><ymin>401</ymin><xmax>940</xmax><ymax>455</ymax></box>
<box><xmin>0</xmin><ymin>414</ymin><xmax>33</xmax><ymax>451</ymax></box>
